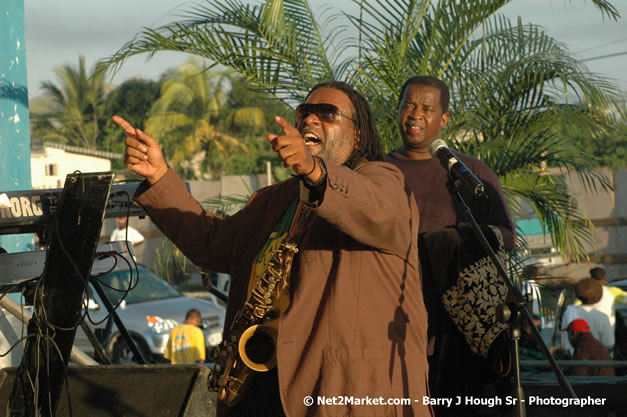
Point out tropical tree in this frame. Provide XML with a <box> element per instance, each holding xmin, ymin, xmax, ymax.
<box><xmin>221</xmin><ymin>73</ymin><xmax>293</xmax><ymax>135</ymax></box>
<box><xmin>567</xmin><ymin>116</ymin><xmax>627</xmax><ymax>170</ymax></box>
<box><xmin>96</xmin><ymin>0</ymin><xmax>622</xmax><ymax>261</ymax></box>
<box><xmin>143</xmin><ymin>59</ymin><xmax>250</xmax><ymax>178</ymax></box>
<box><xmin>36</xmin><ymin>56</ymin><xmax>107</xmax><ymax>149</ymax></box>
<box><xmin>212</xmin><ymin>73</ymin><xmax>293</xmax><ymax>178</ymax></box>
<box><xmin>101</xmin><ymin>78</ymin><xmax>163</xmax><ymax>170</ymax></box>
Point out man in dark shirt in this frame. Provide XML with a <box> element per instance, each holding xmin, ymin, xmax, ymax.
<box><xmin>564</xmin><ymin>318</ymin><xmax>615</xmax><ymax>377</ymax></box>
<box><xmin>385</xmin><ymin>75</ymin><xmax>514</xmax><ymax>246</ymax></box>
<box><xmin>385</xmin><ymin>75</ymin><xmax>516</xmax><ymax>416</ymax></box>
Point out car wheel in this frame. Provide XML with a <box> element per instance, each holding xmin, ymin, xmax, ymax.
<box><xmin>109</xmin><ymin>335</ymin><xmax>151</xmax><ymax>364</ymax></box>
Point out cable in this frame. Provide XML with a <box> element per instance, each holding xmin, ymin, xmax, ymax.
<box><xmin>576</xmin><ymin>36</ymin><xmax>627</xmax><ymax>54</ymax></box>
<box><xmin>10</xmin><ymin>170</ymin><xmax>93</xmax><ymax>415</ymax></box>
<box><xmin>87</xmin><ymin>252</ymin><xmax>136</xmax><ymax>327</ymax></box>
<box><xmin>580</xmin><ymin>50</ymin><xmax>627</xmax><ymax>62</ymax></box>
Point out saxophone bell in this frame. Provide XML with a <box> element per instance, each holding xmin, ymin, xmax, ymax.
<box><xmin>210</xmin><ymin>241</ymin><xmax>299</xmax><ymax>407</ymax></box>
<box><xmin>238</xmin><ymin>324</ymin><xmax>278</xmax><ymax>372</ymax></box>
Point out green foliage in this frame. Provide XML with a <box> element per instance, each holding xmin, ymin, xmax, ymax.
<box><xmin>177</xmin><ymin>71</ymin><xmax>294</xmax><ymax>179</ymax></box>
<box><xmin>222</xmin><ymin>73</ymin><xmax>293</xmax><ymax>133</ymax></box>
<box><xmin>153</xmin><ymin>239</ymin><xmax>191</xmax><ymax>284</ymax></box>
<box><xmin>101</xmin><ymin>78</ymin><xmax>163</xmax><ymax>169</ymax></box>
<box><xmin>95</xmin><ymin>0</ymin><xmax>623</xmax><ymax>261</ymax></box>
<box><xmin>34</xmin><ymin>56</ymin><xmax>107</xmax><ymax>149</ymax></box>
<box><xmin>203</xmin><ymin>194</ymin><xmax>250</xmax><ymax>217</ymax></box>
<box><xmin>567</xmin><ymin>117</ymin><xmax>627</xmax><ymax>170</ymax></box>
<box><xmin>143</xmin><ymin>59</ymin><xmax>255</xmax><ymax>179</ymax></box>
<box><xmin>32</xmin><ymin>59</ymin><xmax>164</xmax><ymax>166</ymax></box>
<box><xmin>105</xmin><ymin>78</ymin><xmax>162</xmax><ymax>129</ymax></box>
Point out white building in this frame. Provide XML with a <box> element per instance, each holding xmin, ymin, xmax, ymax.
<box><xmin>30</xmin><ymin>141</ymin><xmax>122</xmax><ymax>189</ymax></box>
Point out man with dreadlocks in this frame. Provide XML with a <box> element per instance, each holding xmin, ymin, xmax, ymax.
<box><xmin>113</xmin><ymin>81</ymin><xmax>432</xmax><ymax>417</ymax></box>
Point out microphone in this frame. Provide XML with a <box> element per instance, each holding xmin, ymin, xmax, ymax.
<box><xmin>429</xmin><ymin>139</ymin><xmax>486</xmax><ymax>197</ymax></box>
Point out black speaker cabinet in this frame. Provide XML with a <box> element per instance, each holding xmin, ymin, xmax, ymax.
<box><xmin>0</xmin><ymin>364</ymin><xmax>217</xmax><ymax>417</ymax></box>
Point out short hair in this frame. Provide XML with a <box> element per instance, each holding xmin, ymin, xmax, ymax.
<box><xmin>589</xmin><ymin>267</ymin><xmax>606</xmax><ymax>281</ymax></box>
<box><xmin>185</xmin><ymin>308</ymin><xmax>201</xmax><ymax>321</ymax></box>
<box><xmin>305</xmin><ymin>81</ymin><xmax>383</xmax><ymax>169</ymax></box>
<box><xmin>398</xmin><ymin>76</ymin><xmax>450</xmax><ymax>114</ymax></box>
<box><xmin>575</xmin><ymin>278</ymin><xmax>602</xmax><ymax>305</ymax></box>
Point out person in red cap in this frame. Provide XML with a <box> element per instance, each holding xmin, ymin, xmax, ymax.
<box><xmin>563</xmin><ymin>318</ymin><xmax>615</xmax><ymax>377</ymax></box>
<box><xmin>561</xmin><ymin>278</ymin><xmax>614</xmax><ymax>354</ymax></box>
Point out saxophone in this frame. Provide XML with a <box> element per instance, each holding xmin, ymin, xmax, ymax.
<box><xmin>208</xmin><ymin>241</ymin><xmax>299</xmax><ymax>407</ymax></box>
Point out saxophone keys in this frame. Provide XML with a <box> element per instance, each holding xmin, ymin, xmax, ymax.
<box><xmin>265</xmin><ymin>308</ymin><xmax>280</xmax><ymax>321</ymax></box>
<box><xmin>218</xmin><ymin>387</ymin><xmax>228</xmax><ymax>401</ymax></box>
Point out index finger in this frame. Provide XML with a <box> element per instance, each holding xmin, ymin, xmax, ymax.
<box><xmin>112</xmin><ymin>115</ymin><xmax>136</xmax><ymax>136</ymax></box>
<box><xmin>273</xmin><ymin>116</ymin><xmax>300</xmax><ymax>137</ymax></box>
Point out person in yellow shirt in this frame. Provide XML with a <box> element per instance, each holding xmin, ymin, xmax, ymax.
<box><xmin>592</xmin><ymin>267</ymin><xmax>627</xmax><ymax>304</ymax></box>
<box><xmin>165</xmin><ymin>308</ymin><xmax>206</xmax><ymax>364</ymax></box>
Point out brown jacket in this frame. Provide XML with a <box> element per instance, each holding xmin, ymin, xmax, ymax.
<box><xmin>135</xmin><ymin>159</ymin><xmax>431</xmax><ymax>417</ymax></box>
<box><xmin>572</xmin><ymin>332</ymin><xmax>615</xmax><ymax>377</ymax></box>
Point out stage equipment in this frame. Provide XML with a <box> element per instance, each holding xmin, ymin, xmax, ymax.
<box><xmin>7</xmin><ymin>172</ymin><xmax>113</xmax><ymax>417</ymax></box>
<box><xmin>434</xmin><ymin>154</ymin><xmax>576</xmax><ymax>417</ymax></box>
<box><xmin>0</xmin><ymin>182</ymin><xmax>145</xmax><ymax>241</ymax></box>
<box><xmin>429</xmin><ymin>139</ymin><xmax>486</xmax><ymax>197</ymax></box>
<box><xmin>0</xmin><ymin>365</ymin><xmax>215</xmax><ymax>417</ymax></box>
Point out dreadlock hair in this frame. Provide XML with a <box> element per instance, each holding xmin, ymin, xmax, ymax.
<box><xmin>305</xmin><ymin>81</ymin><xmax>384</xmax><ymax>169</ymax></box>
<box><xmin>398</xmin><ymin>76</ymin><xmax>450</xmax><ymax>114</ymax></box>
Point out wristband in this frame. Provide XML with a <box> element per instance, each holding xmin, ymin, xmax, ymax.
<box><xmin>303</xmin><ymin>157</ymin><xmax>327</xmax><ymax>188</ymax></box>
<box><xmin>303</xmin><ymin>156</ymin><xmax>317</xmax><ymax>177</ymax></box>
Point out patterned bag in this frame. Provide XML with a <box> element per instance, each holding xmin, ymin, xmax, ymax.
<box><xmin>440</xmin><ymin>224</ymin><xmax>509</xmax><ymax>357</ymax></box>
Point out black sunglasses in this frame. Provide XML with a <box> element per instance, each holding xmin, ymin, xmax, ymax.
<box><xmin>295</xmin><ymin>103</ymin><xmax>354</xmax><ymax>124</ymax></box>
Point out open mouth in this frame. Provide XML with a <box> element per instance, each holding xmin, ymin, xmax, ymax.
<box><xmin>406</xmin><ymin>123</ymin><xmax>424</xmax><ymax>134</ymax></box>
<box><xmin>303</xmin><ymin>132</ymin><xmax>322</xmax><ymax>147</ymax></box>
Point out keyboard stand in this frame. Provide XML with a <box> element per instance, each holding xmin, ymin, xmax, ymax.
<box><xmin>8</xmin><ymin>172</ymin><xmax>113</xmax><ymax>417</ymax></box>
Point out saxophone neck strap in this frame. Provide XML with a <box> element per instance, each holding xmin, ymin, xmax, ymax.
<box><xmin>286</xmin><ymin>201</ymin><xmax>310</xmax><ymax>246</ymax></box>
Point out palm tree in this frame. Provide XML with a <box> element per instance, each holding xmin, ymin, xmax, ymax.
<box><xmin>144</xmin><ymin>60</ymin><xmax>248</xmax><ymax>178</ymax></box>
<box><xmin>37</xmin><ymin>56</ymin><xmax>106</xmax><ymax>149</ymax></box>
<box><xmin>349</xmin><ymin>1</ymin><xmax>620</xmax><ymax>260</ymax></box>
<box><xmin>96</xmin><ymin>0</ymin><xmax>622</xmax><ymax>261</ymax></box>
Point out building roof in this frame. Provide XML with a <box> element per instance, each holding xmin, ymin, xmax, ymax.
<box><xmin>31</xmin><ymin>141</ymin><xmax>123</xmax><ymax>160</ymax></box>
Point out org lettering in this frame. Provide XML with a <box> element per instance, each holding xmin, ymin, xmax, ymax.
<box><xmin>0</xmin><ymin>196</ymin><xmax>43</xmax><ymax>219</ymax></box>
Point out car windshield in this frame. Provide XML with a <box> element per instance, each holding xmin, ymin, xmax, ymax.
<box><xmin>96</xmin><ymin>267</ymin><xmax>181</xmax><ymax>305</ymax></box>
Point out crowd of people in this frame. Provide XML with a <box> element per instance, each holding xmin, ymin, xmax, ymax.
<box><xmin>111</xmin><ymin>75</ymin><xmax>617</xmax><ymax>417</ymax></box>
<box><xmin>553</xmin><ymin>266</ymin><xmax>627</xmax><ymax>377</ymax></box>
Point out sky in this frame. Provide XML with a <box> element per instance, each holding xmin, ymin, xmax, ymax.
<box><xmin>23</xmin><ymin>0</ymin><xmax>627</xmax><ymax>100</ymax></box>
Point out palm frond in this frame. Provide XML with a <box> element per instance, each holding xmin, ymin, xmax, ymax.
<box><xmin>586</xmin><ymin>0</ymin><xmax>620</xmax><ymax>20</ymax></box>
<box><xmin>503</xmin><ymin>172</ymin><xmax>595</xmax><ymax>262</ymax></box>
<box><xmin>96</xmin><ymin>0</ymin><xmax>346</xmax><ymax>103</ymax></box>
<box><xmin>203</xmin><ymin>194</ymin><xmax>249</xmax><ymax>217</ymax></box>
<box><xmin>95</xmin><ymin>0</ymin><xmax>624</xmax><ymax>261</ymax></box>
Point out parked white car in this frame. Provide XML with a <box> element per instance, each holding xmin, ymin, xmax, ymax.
<box><xmin>77</xmin><ymin>264</ymin><xmax>225</xmax><ymax>363</ymax></box>
<box><xmin>0</xmin><ymin>242</ymin><xmax>225</xmax><ymax>365</ymax></box>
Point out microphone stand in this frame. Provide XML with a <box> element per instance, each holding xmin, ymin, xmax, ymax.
<box><xmin>445</xmin><ymin>173</ymin><xmax>577</xmax><ymax>415</ymax></box>
<box><xmin>495</xmin><ymin>298</ymin><xmax>527</xmax><ymax>417</ymax></box>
